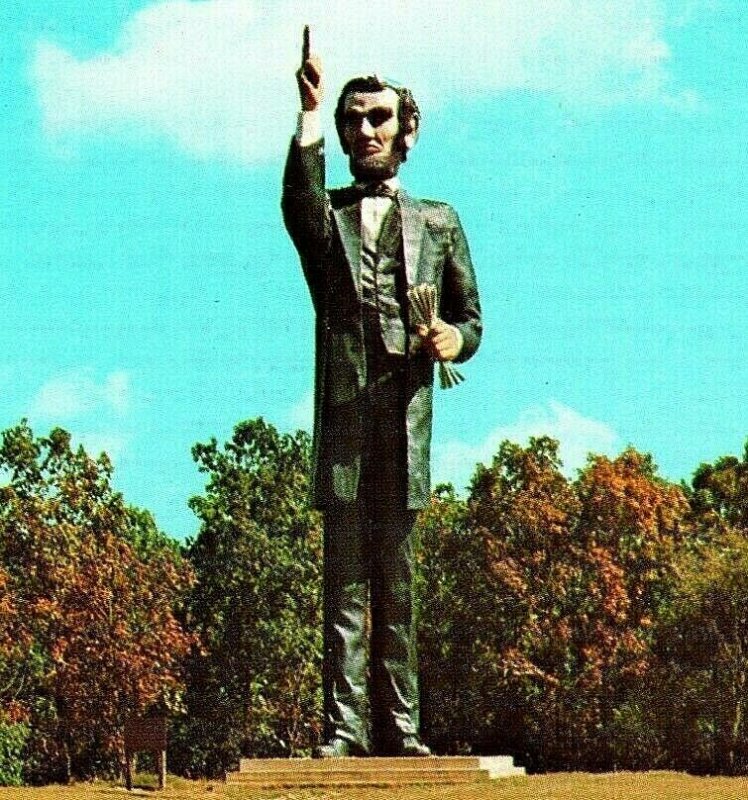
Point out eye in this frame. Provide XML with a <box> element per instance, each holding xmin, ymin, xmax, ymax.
<box><xmin>367</xmin><ymin>108</ymin><xmax>394</xmax><ymax>127</ymax></box>
<box><xmin>343</xmin><ymin>111</ymin><xmax>363</xmax><ymax>127</ymax></box>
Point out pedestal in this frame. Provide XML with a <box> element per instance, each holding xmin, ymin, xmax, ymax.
<box><xmin>226</xmin><ymin>755</ymin><xmax>525</xmax><ymax>788</ymax></box>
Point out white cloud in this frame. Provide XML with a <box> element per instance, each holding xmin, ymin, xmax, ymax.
<box><xmin>30</xmin><ymin>369</ymin><xmax>132</xmax><ymax>420</ymax></box>
<box><xmin>31</xmin><ymin>0</ymin><xmax>690</xmax><ymax>163</ymax></box>
<box><xmin>432</xmin><ymin>400</ymin><xmax>618</xmax><ymax>492</ymax></box>
<box><xmin>672</xmin><ymin>0</ymin><xmax>719</xmax><ymax>29</ymax></box>
<box><xmin>76</xmin><ymin>432</ymin><xmax>130</xmax><ymax>463</ymax></box>
<box><xmin>101</xmin><ymin>371</ymin><xmax>131</xmax><ymax>414</ymax></box>
<box><xmin>286</xmin><ymin>389</ymin><xmax>314</xmax><ymax>432</ymax></box>
<box><xmin>26</xmin><ymin>370</ymin><xmax>134</xmax><ymax>464</ymax></box>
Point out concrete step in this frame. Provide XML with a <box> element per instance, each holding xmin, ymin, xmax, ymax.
<box><xmin>227</xmin><ymin>755</ymin><xmax>525</xmax><ymax>788</ymax></box>
<box><xmin>228</xmin><ymin>769</ymin><xmax>489</xmax><ymax>787</ymax></box>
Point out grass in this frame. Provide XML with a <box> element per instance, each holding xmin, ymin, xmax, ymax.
<box><xmin>1</xmin><ymin>773</ymin><xmax>748</xmax><ymax>800</ymax></box>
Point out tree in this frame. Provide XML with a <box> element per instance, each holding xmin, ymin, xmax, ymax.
<box><xmin>574</xmin><ymin>448</ymin><xmax>689</xmax><ymax>769</ymax></box>
<box><xmin>654</xmin><ymin>531</ymin><xmax>748</xmax><ymax>774</ymax></box>
<box><xmin>651</xmin><ymin>444</ymin><xmax>748</xmax><ymax>774</ymax></box>
<box><xmin>419</xmin><ymin>438</ymin><xmax>689</xmax><ymax>770</ymax></box>
<box><xmin>416</xmin><ymin>485</ymin><xmax>479</xmax><ymax>753</ymax></box>
<box><xmin>175</xmin><ymin>419</ymin><xmax>322</xmax><ymax>777</ymax></box>
<box><xmin>689</xmin><ymin>441</ymin><xmax>748</xmax><ymax>532</ymax></box>
<box><xmin>0</xmin><ymin>421</ymin><xmax>195</xmax><ymax>782</ymax></box>
<box><xmin>464</xmin><ymin>437</ymin><xmax>586</xmax><ymax>768</ymax></box>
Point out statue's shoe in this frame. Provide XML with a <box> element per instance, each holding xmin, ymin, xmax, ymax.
<box><xmin>392</xmin><ymin>736</ymin><xmax>432</xmax><ymax>757</ymax></box>
<box><xmin>313</xmin><ymin>737</ymin><xmax>368</xmax><ymax>758</ymax></box>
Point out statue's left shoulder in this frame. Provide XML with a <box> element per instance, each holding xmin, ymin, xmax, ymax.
<box><xmin>413</xmin><ymin>198</ymin><xmax>461</xmax><ymax>233</ymax></box>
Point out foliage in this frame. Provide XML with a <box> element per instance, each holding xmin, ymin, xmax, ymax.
<box><xmin>0</xmin><ymin>421</ymin><xmax>195</xmax><ymax>782</ymax></box>
<box><xmin>654</xmin><ymin>529</ymin><xmax>748</xmax><ymax>774</ymax></box>
<box><xmin>416</xmin><ymin>485</ymin><xmax>479</xmax><ymax>753</ymax></box>
<box><xmin>463</xmin><ymin>437</ymin><xmax>588</xmax><ymax>767</ymax></box>
<box><xmin>174</xmin><ymin>419</ymin><xmax>322</xmax><ymax>777</ymax></box>
<box><xmin>689</xmin><ymin>441</ymin><xmax>748</xmax><ymax>532</ymax></box>
<box><xmin>572</xmin><ymin>448</ymin><xmax>690</xmax><ymax>765</ymax></box>
<box><xmin>0</xmin><ymin>720</ymin><xmax>29</xmax><ymax>786</ymax></box>
<box><xmin>7</xmin><ymin>412</ymin><xmax>748</xmax><ymax>779</ymax></box>
<box><xmin>637</xmin><ymin>445</ymin><xmax>748</xmax><ymax>774</ymax></box>
<box><xmin>417</xmin><ymin>438</ymin><xmax>690</xmax><ymax>771</ymax></box>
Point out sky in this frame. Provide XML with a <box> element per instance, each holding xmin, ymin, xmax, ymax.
<box><xmin>2</xmin><ymin>0</ymin><xmax>747</xmax><ymax>541</ymax></box>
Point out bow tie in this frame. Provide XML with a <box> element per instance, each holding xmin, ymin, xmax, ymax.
<box><xmin>353</xmin><ymin>182</ymin><xmax>399</xmax><ymax>199</ymax></box>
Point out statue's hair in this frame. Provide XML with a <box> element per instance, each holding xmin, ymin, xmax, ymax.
<box><xmin>334</xmin><ymin>75</ymin><xmax>421</xmax><ymax>161</ymax></box>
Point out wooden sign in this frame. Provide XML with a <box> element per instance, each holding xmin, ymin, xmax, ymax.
<box><xmin>125</xmin><ymin>716</ymin><xmax>167</xmax><ymax>751</ymax></box>
<box><xmin>124</xmin><ymin>716</ymin><xmax>167</xmax><ymax>791</ymax></box>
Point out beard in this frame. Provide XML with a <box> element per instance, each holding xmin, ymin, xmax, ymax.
<box><xmin>349</xmin><ymin>148</ymin><xmax>403</xmax><ymax>181</ymax></box>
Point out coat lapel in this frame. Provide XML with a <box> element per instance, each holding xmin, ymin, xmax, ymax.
<box><xmin>399</xmin><ymin>191</ymin><xmax>425</xmax><ymax>288</ymax></box>
<box><xmin>331</xmin><ymin>191</ymin><xmax>425</xmax><ymax>294</ymax></box>
<box><xmin>332</xmin><ymin>202</ymin><xmax>362</xmax><ymax>295</ymax></box>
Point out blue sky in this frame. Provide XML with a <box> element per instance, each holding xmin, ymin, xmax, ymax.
<box><xmin>2</xmin><ymin>0</ymin><xmax>746</xmax><ymax>540</ymax></box>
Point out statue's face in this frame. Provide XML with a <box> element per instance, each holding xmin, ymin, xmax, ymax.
<box><xmin>341</xmin><ymin>87</ymin><xmax>402</xmax><ymax>180</ymax></box>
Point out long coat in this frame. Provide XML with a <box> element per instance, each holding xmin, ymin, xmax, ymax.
<box><xmin>282</xmin><ymin>138</ymin><xmax>482</xmax><ymax>509</ymax></box>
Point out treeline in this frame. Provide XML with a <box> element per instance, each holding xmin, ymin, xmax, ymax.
<box><xmin>1</xmin><ymin>418</ymin><xmax>748</xmax><ymax>783</ymax></box>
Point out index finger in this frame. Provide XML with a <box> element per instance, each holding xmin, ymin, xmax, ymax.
<box><xmin>301</xmin><ymin>25</ymin><xmax>310</xmax><ymax>65</ymax></box>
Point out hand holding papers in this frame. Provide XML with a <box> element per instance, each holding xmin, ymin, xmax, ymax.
<box><xmin>407</xmin><ymin>283</ymin><xmax>465</xmax><ymax>389</ymax></box>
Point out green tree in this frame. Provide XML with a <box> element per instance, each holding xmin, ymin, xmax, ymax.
<box><xmin>416</xmin><ymin>485</ymin><xmax>479</xmax><ymax>753</ymax></box>
<box><xmin>175</xmin><ymin>419</ymin><xmax>322</xmax><ymax>777</ymax></box>
<box><xmin>689</xmin><ymin>442</ymin><xmax>748</xmax><ymax>532</ymax></box>
<box><xmin>651</xmin><ymin>444</ymin><xmax>748</xmax><ymax>774</ymax></box>
<box><xmin>655</xmin><ymin>531</ymin><xmax>748</xmax><ymax>774</ymax></box>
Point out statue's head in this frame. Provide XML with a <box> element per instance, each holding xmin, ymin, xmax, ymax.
<box><xmin>334</xmin><ymin>76</ymin><xmax>420</xmax><ymax>180</ymax></box>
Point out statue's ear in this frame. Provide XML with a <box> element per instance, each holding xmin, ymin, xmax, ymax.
<box><xmin>403</xmin><ymin>118</ymin><xmax>418</xmax><ymax>152</ymax></box>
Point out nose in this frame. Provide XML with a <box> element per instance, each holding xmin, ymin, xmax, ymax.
<box><xmin>359</xmin><ymin>117</ymin><xmax>375</xmax><ymax>138</ymax></box>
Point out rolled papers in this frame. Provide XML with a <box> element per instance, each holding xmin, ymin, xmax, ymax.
<box><xmin>407</xmin><ymin>283</ymin><xmax>465</xmax><ymax>389</ymax></box>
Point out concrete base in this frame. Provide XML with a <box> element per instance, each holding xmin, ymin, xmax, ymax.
<box><xmin>226</xmin><ymin>755</ymin><xmax>525</xmax><ymax>788</ymax></box>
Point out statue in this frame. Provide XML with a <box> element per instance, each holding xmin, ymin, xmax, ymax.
<box><xmin>281</xmin><ymin>30</ymin><xmax>482</xmax><ymax>758</ymax></box>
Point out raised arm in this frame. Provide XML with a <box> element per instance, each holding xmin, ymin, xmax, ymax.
<box><xmin>281</xmin><ymin>35</ymin><xmax>330</xmax><ymax>269</ymax></box>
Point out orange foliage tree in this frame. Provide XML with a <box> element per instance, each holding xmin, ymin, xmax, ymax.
<box><xmin>573</xmin><ymin>448</ymin><xmax>689</xmax><ymax>768</ymax></box>
<box><xmin>417</xmin><ymin>438</ymin><xmax>690</xmax><ymax>770</ymax></box>
<box><xmin>0</xmin><ymin>422</ymin><xmax>195</xmax><ymax>782</ymax></box>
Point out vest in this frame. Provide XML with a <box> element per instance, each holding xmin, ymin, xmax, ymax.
<box><xmin>360</xmin><ymin>203</ymin><xmax>407</xmax><ymax>362</ymax></box>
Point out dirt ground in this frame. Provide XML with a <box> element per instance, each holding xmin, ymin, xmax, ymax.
<box><xmin>2</xmin><ymin>772</ymin><xmax>748</xmax><ymax>800</ymax></box>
